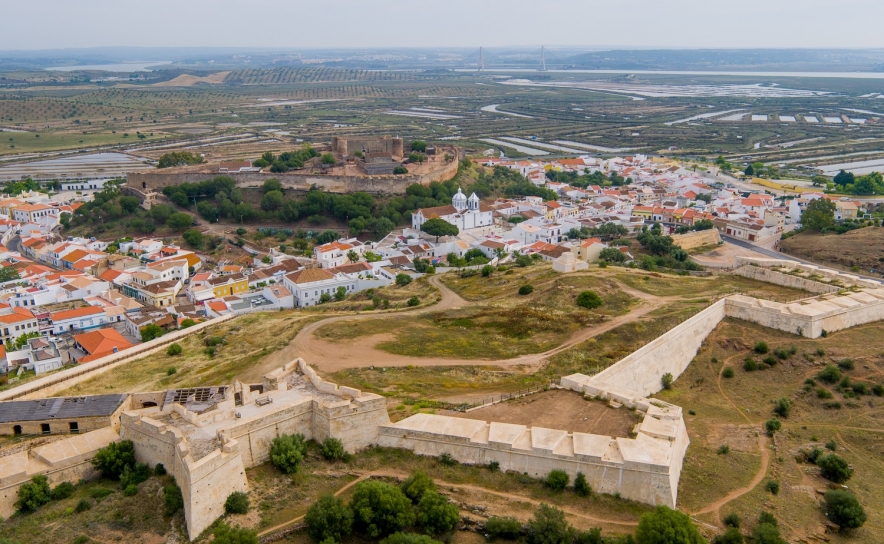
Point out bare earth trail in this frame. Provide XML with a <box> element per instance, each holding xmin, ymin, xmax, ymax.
<box><xmin>287</xmin><ymin>274</ymin><xmax>672</xmax><ymax>373</ymax></box>
<box><xmin>257</xmin><ymin>468</ymin><xmax>639</xmax><ymax>538</ymax></box>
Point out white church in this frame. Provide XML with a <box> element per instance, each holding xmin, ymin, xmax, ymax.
<box><xmin>411</xmin><ymin>188</ymin><xmax>494</xmax><ymax>231</ymax></box>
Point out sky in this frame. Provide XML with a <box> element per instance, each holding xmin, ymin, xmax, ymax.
<box><xmin>2</xmin><ymin>0</ymin><xmax>884</xmax><ymax>50</ymax></box>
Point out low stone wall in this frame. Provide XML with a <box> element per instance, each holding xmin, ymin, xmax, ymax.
<box><xmin>128</xmin><ymin>157</ymin><xmax>459</xmax><ymax>195</ymax></box>
<box><xmin>735</xmin><ymin>257</ymin><xmax>883</xmax><ymax>290</ymax></box>
<box><xmin>589</xmin><ymin>300</ymin><xmax>728</xmax><ymax>397</ymax></box>
<box><xmin>671</xmin><ymin>229</ymin><xmax>721</xmax><ymax>250</ymax></box>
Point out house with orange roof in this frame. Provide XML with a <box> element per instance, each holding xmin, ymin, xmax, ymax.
<box><xmin>72</xmin><ymin>328</ymin><xmax>135</xmax><ymax>363</ymax></box>
<box><xmin>207</xmin><ymin>273</ymin><xmax>249</xmax><ymax>299</ymax></box>
<box><xmin>0</xmin><ymin>307</ymin><xmax>39</xmax><ymax>344</ymax></box>
<box><xmin>283</xmin><ymin>268</ymin><xmax>358</xmax><ymax>308</ymax></box>
<box><xmin>313</xmin><ymin>238</ymin><xmax>365</xmax><ymax>269</ymax></box>
<box><xmin>11</xmin><ymin>203</ymin><xmax>56</xmax><ymax>224</ymax></box>
<box><xmin>49</xmin><ymin>306</ymin><xmax>107</xmax><ymax>335</ymax></box>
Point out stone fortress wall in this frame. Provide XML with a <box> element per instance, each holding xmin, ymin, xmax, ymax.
<box><xmin>127</xmin><ymin>147</ymin><xmax>459</xmax><ymax>196</ymax></box>
<box><xmin>120</xmin><ymin>358</ymin><xmax>390</xmax><ymax>539</ymax></box>
<box><xmin>670</xmin><ymin>228</ymin><xmax>721</xmax><ymax>251</ymax></box>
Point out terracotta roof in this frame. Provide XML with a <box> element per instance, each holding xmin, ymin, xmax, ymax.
<box><xmin>99</xmin><ymin>269</ymin><xmax>123</xmax><ymax>282</ymax></box>
<box><xmin>74</xmin><ymin>328</ymin><xmax>134</xmax><ymax>357</ymax></box>
<box><xmin>50</xmin><ymin>306</ymin><xmax>104</xmax><ymax>321</ymax></box>
<box><xmin>285</xmin><ymin>268</ymin><xmax>335</xmax><ymax>284</ymax></box>
<box><xmin>207</xmin><ymin>301</ymin><xmax>228</xmax><ymax>312</ymax></box>
<box><xmin>0</xmin><ymin>307</ymin><xmax>36</xmax><ymax>324</ymax></box>
<box><xmin>332</xmin><ymin>261</ymin><xmax>372</xmax><ymax>274</ymax></box>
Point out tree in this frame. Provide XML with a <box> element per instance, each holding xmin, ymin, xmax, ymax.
<box><xmin>334</xmin><ymin>286</ymin><xmax>347</xmax><ymax>302</ymax></box>
<box><xmin>411</xmin><ymin>141</ymin><xmax>428</xmax><ymax>152</ymax></box>
<box><xmin>262</xmin><ymin>178</ymin><xmax>283</xmax><ymax>194</ymax></box>
<box><xmin>141</xmin><ymin>323</ymin><xmax>164</xmax><ymax>342</ymax></box>
<box><xmin>270</xmin><ymin>434</ymin><xmax>307</xmax><ymax>474</ymax></box>
<box><xmin>321</xmin><ymin>153</ymin><xmax>337</xmax><ymax>165</ymax></box>
<box><xmin>824</xmin><ymin>490</ymin><xmax>866</xmax><ymax>531</ymax></box>
<box><xmin>817</xmin><ymin>454</ymin><xmax>853</xmax><ymax>483</ymax></box>
<box><xmin>416</xmin><ymin>491</ymin><xmax>459</xmax><ymax>535</ymax></box>
<box><xmin>395</xmin><ymin>274</ymin><xmax>413</xmax><ymax>286</ymax></box>
<box><xmin>526</xmin><ymin>504</ymin><xmax>575</xmax><ymax>544</ymax></box>
<box><xmin>157</xmin><ymin>151</ymin><xmax>205</xmax><ymax>169</ymax></box>
<box><xmin>166</xmin><ymin>343</ymin><xmax>183</xmax><ymax>356</ymax></box>
<box><xmin>119</xmin><ymin>196</ymin><xmax>141</xmax><ymax>214</ymax></box>
<box><xmin>261</xmin><ymin>190</ymin><xmax>284</xmax><ymax>211</ymax></box>
<box><xmin>0</xmin><ymin>266</ymin><xmax>21</xmax><ymax>283</ymax></box>
<box><xmin>801</xmin><ymin>199</ymin><xmax>836</xmax><ymax>231</ymax></box>
<box><xmin>166</xmin><ymin>212</ymin><xmax>194</xmax><ymax>231</ymax></box>
<box><xmin>712</xmin><ymin>528</ymin><xmax>744</xmax><ymax>544</ymax></box>
<box><xmin>751</xmin><ymin>523</ymin><xmax>785</xmax><ymax>544</ymax></box>
<box><xmin>225</xmin><ymin>491</ymin><xmax>250</xmax><ymax>515</ymax></box>
<box><xmin>182</xmin><ymin>229</ymin><xmax>203</xmax><ymax>248</ymax></box>
<box><xmin>635</xmin><ymin>505</ymin><xmax>706</xmax><ymax>544</ymax></box>
<box><xmin>576</xmin><ymin>291</ymin><xmax>603</xmax><ymax>309</ymax></box>
<box><xmin>212</xmin><ymin>521</ymin><xmax>259</xmax><ymax>544</ymax></box>
<box><xmin>319</xmin><ymin>292</ymin><xmax>332</xmax><ymax>304</ymax></box>
<box><xmin>833</xmin><ymin>170</ymin><xmax>855</xmax><ymax>188</ymax></box>
<box><xmin>518</xmin><ymin>285</ymin><xmax>534</xmax><ymax>295</ymax></box>
<box><xmin>16</xmin><ymin>475</ymin><xmax>51</xmax><ymax>514</ymax></box>
<box><xmin>481</xmin><ymin>264</ymin><xmax>495</xmax><ymax>277</ymax></box>
<box><xmin>150</xmin><ymin>204</ymin><xmax>174</xmax><ymax>224</ymax></box>
<box><xmin>347</xmin><ymin>250</ymin><xmax>359</xmax><ymax>263</ymax></box>
<box><xmin>599</xmin><ymin>248</ymin><xmax>626</xmax><ymax>263</ymax></box>
<box><xmin>306</xmin><ymin>494</ymin><xmax>354</xmax><ymax>543</ymax></box>
<box><xmin>91</xmin><ymin>440</ymin><xmax>137</xmax><ymax>479</ymax></box>
<box><xmin>546</xmin><ymin>470</ymin><xmax>569</xmax><ymax>491</ymax></box>
<box><xmin>574</xmin><ymin>472</ymin><xmax>591</xmax><ymax>497</ymax></box>
<box><xmin>350</xmin><ymin>480</ymin><xmax>416</xmax><ymax>538</ymax></box>
<box><xmin>393</xmin><ymin>166</ymin><xmax>409</xmax><ymax>175</ymax></box>
<box><xmin>764</xmin><ymin>418</ymin><xmax>781</xmax><ymax>437</ymax></box>
<box><xmin>420</xmin><ymin>218</ymin><xmax>458</xmax><ymax>242</ymax></box>
<box><xmin>744</xmin><ymin>164</ymin><xmax>754</xmax><ymax>176</ymax></box>
<box><xmin>811</xmin><ymin>175</ymin><xmax>829</xmax><ymax>187</ymax></box>
<box><xmin>401</xmin><ymin>470</ymin><xmax>436</xmax><ymax>504</ymax></box>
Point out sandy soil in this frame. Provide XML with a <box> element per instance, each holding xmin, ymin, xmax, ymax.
<box><xmin>780</xmin><ymin>227</ymin><xmax>884</xmax><ymax>273</ymax></box>
<box><xmin>447</xmin><ymin>389</ymin><xmax>638</xmax><ymax>438</ymax></box>
<box><xmin>152</xmin><ymin>71</ymin><xmax>231</xmax><ymax>87</ymax></box>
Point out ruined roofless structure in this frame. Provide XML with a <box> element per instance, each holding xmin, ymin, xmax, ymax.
<box><xmin>331</xmin><ymin>136</ymin><xmax>404</xmax><ymax>159</ymax></box>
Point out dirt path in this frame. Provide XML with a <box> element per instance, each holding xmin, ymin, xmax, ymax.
<box><xmin>289</xmin><ymin>276</ymin><xmax>670</xmax><ymax>373</ymax></box>
<box><xmin>257</xmin><ymin>468</ymin><xmax>640</xmax><ymax>538</ymax></box>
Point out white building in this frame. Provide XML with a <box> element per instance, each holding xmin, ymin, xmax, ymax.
<box><xmin>282</xmin><ymin>268</ymin><xmax>358</xmax><ymax>308</ymax></box>
<box><xmin>411</xmin><ymin>188</ymin><xmax>494</xmax><ymax>232</ymax></box>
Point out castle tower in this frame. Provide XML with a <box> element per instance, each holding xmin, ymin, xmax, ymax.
<box><xmin>468</xmin><ymin>192</ymin><xmax>480</xmax><ymax>211</ymax></box>
<box><xmin>452</xmin><ymin>187</ymin><xmax>467</xmax><ymax>212</ymax></box>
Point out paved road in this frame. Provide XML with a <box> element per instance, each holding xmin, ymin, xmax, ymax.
<box><xmin>723</xmin><ymin>236</ymin><xmax>884</xmax><ymax>283</ymax></box>
<box><xmin>6</xmin><ymin>235</ymin><xmax>20</xmax><ymax>254</ymax></box>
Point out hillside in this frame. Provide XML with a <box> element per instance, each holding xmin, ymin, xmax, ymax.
<box><xmin>780</xmin><ymin>227</ymin><xmax>884</xmax><ymax>274</ymax></box>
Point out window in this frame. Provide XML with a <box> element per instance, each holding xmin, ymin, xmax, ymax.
<box><xmin>13</xmin><ymin>425</ymin><xmax>21</xmax><ymax>436</ymax></box>
<box><xmin>69</xmin><ymin>422</ymin><xmax>79</xmax><ymax>433</ymax></box>
<box><xmin>41</xmin><ymin>423</ymin><xmax>50</xmax><ymax>435</ymax></box>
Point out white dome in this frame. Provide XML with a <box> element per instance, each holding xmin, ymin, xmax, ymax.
<box><xmin>452</xmin><ymin>187</ymin><xmax>467</xmax><ymax>210</ymax></box>
<box><xmin>468</xmin><ymin>192</ymin><xmax>479</xmax><ymax>201</ymax></box>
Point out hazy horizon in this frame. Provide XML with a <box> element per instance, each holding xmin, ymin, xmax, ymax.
<box><xmin>2</xmin><ymin>0</ymin><xmax>884</xmax><ymax>51</ymax></box>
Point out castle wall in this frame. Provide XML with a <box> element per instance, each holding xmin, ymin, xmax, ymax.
<box><xmin>589</xmin><ymin>300</ymin><xmax>727</xmax><ymax>397</ymax></box>
<box><xmin>127</xmin><ymin>156</ymin><xmax>458</xmax><ymax>195</ymax></box>
<box><xmin>670</xmin><ymin>228</ymin><xmax>720</xmax><ymax>250</ymax></box>
<box><xmin>733</xmin><ymin>264</ymin><xmax>839</xmax><ymax>294</ymax></box>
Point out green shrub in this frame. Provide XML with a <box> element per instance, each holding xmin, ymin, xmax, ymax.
<box><xmin>518</xmin><ymin>285</ymin><xmax>534</xmax><ymax>295</ymax></box>
<box><xmin>123</xmin><ymin>484</ymin><xmax>138</xmax><ymax>497</ymax></box>
<box><xmin>350</xmin><ymin>480</ymin><xmax>415</xmax><ymax>538</ymax></box>
<box><xmin>817</xmin><ymin>454</ymin><xmax>853</xmax><ymax>483</ymax></box>
<box><xmin>824</xmin><ymin>490</ymin><xmax>867</xmax><ymax>531</ymax></box>
<box><xmin>545</xmin><ymin>470</ymin><xmax>569</xmax><ymax>491</ymax></box>
<box><xmin>50</xmin><ymin>481</ymin><xmax>75</xmax><ymax>500</ymax></box>
<box><xmin>416</xmin><ymin>490</ymin><xmax>459</xmax><ymax>535</ymax></box>
<box><xmin>75</xmin><ymin>498</ymin><xmax>92</xmax><ymax>512</ymax></box>
<box><xmin>873</xmin><ymin>384</ymin><xmax>884</xmax><ymax>396</ymax></box>
<box><xmin>526</xmin><ymin>504</ymin><xmax>575</xmax><ymax>544</ymax></box>
<box><xmin>306</xmin><ymin>495</ymin><xmax>353</xmax><ymax>543</ymax></box>
<box><xmin>212</xmin><ymin>521</ymin><xmax>258</xmax><ymax>544</ymax></box>
<box><xmin>773</xmin><ymin>398</ymin><xmax>791</xmax><ymax>418</ymax></box>
<box><xmin>661</xmin><ymin>372</ymin><xmax>673</xmax><ymax>390</ymax></box>
<box><xmin>437</xmin><ymin>453</ymin><xmax>457</xmax><ymax>466</ymax></box>
<box><xmin>481</xmin><ymin>265</ymin><xmax>495</xmax><ymax>277</ymax></box>
<box><xmin>743</xmin><ymin>358</ymin><xmax>757</xmax><ymax>372</ymax></box>
<box><xmin>717</xmin><ymin>445</ymin><xmax>730</xmax><ymax>455</ymax></box>
<box><xmin>401</xmin><ymin>471</ymin><xmax>436</xmax><ymax>504</ymax></box>
<box><xmin>88</xmin><ymin>487</ymin><xmax>113</xmax><ymax>501</ymax></box>
<box><xmin>722</xmin><ymin>367</ymin><xmax>734</xmax><ymax>378</ymax></box>
<box><xmin>825</xmin><ymin>440</ymin><xmax>837</xmax><ymax>451</ymax></box>
<box><xmin>485</xmin><ymin>516</ymin><xmax>523</xmax><ymax>540</ymax></box>
<box><xmin>407</xmin><ymin>296</ymin><xmax>420</xmax><ymax>307</ymax></box>
<box><xmin>751</xmin><ymin>522</ymin><xmax>784</xmax><ymax>544</ymax></box>
<box><xmin>818</xmin><ymin>364</ymin><xmax>842</xmax><ymax>384</ymax></box>
<box><xmin>91</xmin><ymin>440</ymin><xmax>136</xmax><ymax>479</ymax></box>
<box><xmin>636</xmin><ymin>505</ymin><xmax>705</xmax><ymax>544</ymax></box>
<box><xmin>380</xmin><ymin>533</ymin><xmax>442</xmax><ymax>544</ymax></box>
<box><xmin>763</xmin><ymin>355</ymin><xmax>778</xmax><ymax>366</ymax></box>
<box><xmin>320</xmin><ymin>437</ymin><xmax>347</xmax><ymax>461</ymax></box>
<box><xmin>154</xmin><ymin>463</ymin><xmax>167</xmax><ymax>476</ymax></box>
<box><xmin>764</xmin><ymin>419</ymin><xmax>781</xmax><ymax>436</ymax></box>
<box><xmin>16</xmin><ymin>475</ymin><xmax>51</xmax><ymax>513</ymax></box>
<box><xmin>395</xmin><ymin>274</ymin><xmax>413</xmax><ymax>286</ymax></box>
<box><xmin>766</xmin><ymin>480</ymin><xmax>780</xmax><ymax>495</ymax></box>
<box><xmin>754</xmin><ymin>341</ymin><xmax>769</xmax><ymax>354</ymax></box>
<box><xmin>166</xmin><ymin>343</ymin><xmax>182</xmax><ymax>356</ymax></box>
<box><xmin>225</xmin><ymin>491</ymin><xmax>250</xmax><ymax>515</ymax></box>
<box><xmin>164</xmin><ymin>483</ymin><xmax>184</xmax><ymax>516</ymax></box>
<box><xmin>816</xmin><ymin>348</ymin><xmax>825</xmax><ymax>356</ymax></box>
<box><xmin>120</xmin><ymin>462</ymin><xmax>151</xmax><ymax>489</ymax></box>
<box><xmin>722</xmin><ymin>512</ymin><xmax>740</xmax><ymax>528</ymax></box>
<box><xmin>166</xmin><ymin>366</ymin><xmax>177</xmax><ymax>376</ymax></box>
<box><xmin>270</xmin><ymin>434</ymin><xmax>307</xmax><ymax>474</ymax></box>
<box><xmin>713</xmin><ymin>527</ymin><xmax>745</xmax><ymax>544</ymax></box>
<box><xmin>487</xmin><ymin>461</ymin><xmax>500</xmax><ymax>472</ymax></box>
<box><xmin>573</xmin><ymin>472</ymin><xmax>591</xmax><ymax>497</ymax></box>
<box><xmin>576</xmin><ymin>291</ymin><xmax>603</xmax><ymax>309</ymax></box>
<box><xmin>837</xmin><ymin>358</ymin><xmax>854</xmax><ymax>370</ymax></box>
<box><xmin>816</xmin><ymin>388</ymin><xmax>833</xmax><ymax>399</ymax></box>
